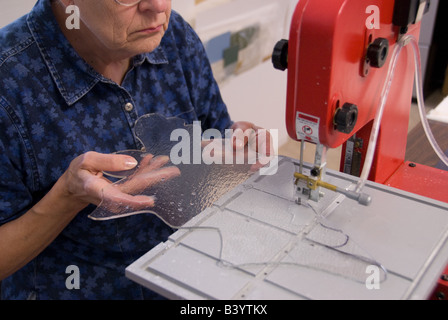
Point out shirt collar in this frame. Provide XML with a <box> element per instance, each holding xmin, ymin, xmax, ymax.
<box><xmin>27</xmin><ymin>0</ymin><xmax>168</xmax><ymax>106</ymax></box>
<box><xmin>135</xmin><ymin>46</ymin><xmax>169</xmax><ymax>67</ymax></box>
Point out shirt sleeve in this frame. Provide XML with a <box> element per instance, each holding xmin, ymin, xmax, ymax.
<box><xmin>0</xmin><ymin>100</ymin><xmax>34</xmax><ymax>226</ymax></box>
<box><xmin>169</xmin><ymin>11</ymin><xmax>234</xmax><ymax>134</ymax></box>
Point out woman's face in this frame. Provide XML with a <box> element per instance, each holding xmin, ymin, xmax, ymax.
<box><xmin>70</xmin><ymin>0</ymin><xmax>172</xmax><ymax>58</ymax></box>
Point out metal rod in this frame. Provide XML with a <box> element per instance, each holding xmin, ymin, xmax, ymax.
<box><xmin>299</xmin><ymin>140</ymin><xmax>305</xmax><ymax>174</ymax></box>
<box><xmin>294</xmin><ymin>172</ymin><xmax>371</xmax><ymax>206</ymax></box>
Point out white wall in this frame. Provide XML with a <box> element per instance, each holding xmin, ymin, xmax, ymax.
<box><xmin>0</xmin><ymin>0</ymin><xmax>36</xmax><ymax>28</ymax></box>
<box><xmin>173</xmin><ymin>0</ymin><xmax>300</xmax><ymax>146</ymax></box>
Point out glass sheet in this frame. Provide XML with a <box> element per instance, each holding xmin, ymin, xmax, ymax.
<box><xmin>88</xmin><ymin>114</ymin><xmax>265</xmax><ymax>226</ymax></box>
<box><xmin>177</xmin><ymin>197</ymin><xmax>387</xmax><ymax>284</ymax></box>
<box><xmin>89</xmin><ymin>114</ymin><xmax>387</xmax><ymax>285</ymax></box>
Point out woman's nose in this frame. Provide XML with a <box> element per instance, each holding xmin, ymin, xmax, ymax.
<box><xmin>139</xmin><ymin>0</ymin><xmax>169</xmax><ymax>13</ymax></box>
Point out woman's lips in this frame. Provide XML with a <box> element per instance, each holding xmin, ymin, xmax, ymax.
<box><xmin>136</xmin><ymin>24</ymin><xmax>163</xmax><ymax>34</ymax></box>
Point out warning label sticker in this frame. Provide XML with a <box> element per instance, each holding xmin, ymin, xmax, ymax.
<box><xmin>296</xmin><ymin>112</ymin><xmax>320</xmax><ymax>143</ymax></box>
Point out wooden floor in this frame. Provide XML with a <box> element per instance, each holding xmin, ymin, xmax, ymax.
<box><xmin>405</xmin><ymin>91</ymin><xmax>448</xmax><ymax>169</ymax></box>
<box><xmin>405</xmin><ymin>120</ymin><xmax>448</xmax><ymax>168</ymax></box>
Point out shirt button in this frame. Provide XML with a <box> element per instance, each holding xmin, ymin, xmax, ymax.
<box><xmin>124</xmin><ymin>102</ymin><xmax>134</xmax><ymax>112</ymax></box>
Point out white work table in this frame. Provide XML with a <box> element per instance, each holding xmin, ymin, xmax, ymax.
<box><xmin>126</xmin><ymin>157</ymin><xmax>448</xmax><ymax>300</ymax></box>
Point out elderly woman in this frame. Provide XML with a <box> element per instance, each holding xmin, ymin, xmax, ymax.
<box><xmin>0</xmin><ymin>0</ymin><xmax>265</xmax><ymax>299</ymax></box>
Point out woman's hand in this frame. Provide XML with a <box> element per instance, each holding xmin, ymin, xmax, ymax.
<box><xmin>230</xmin><ymin>121</ymin><xmax>274</xmax><ymax>157</ymax></box>
<box><xmin>59</xmin><ymin>151</ymin><xmax>180</xmax><ymax>211</ymax></box>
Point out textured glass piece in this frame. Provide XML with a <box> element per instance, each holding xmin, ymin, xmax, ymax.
<box><xmin>169</xmin><ymin>159</ymin><xmax>387</xmax><ymax>285</ymax></box>
<box><xmin>88</xmin><ymin>114</ymin><xmax>260</xmax><ymax>227</ymax></box>
<box><xmin>297</xmin><ymin>219</ymin><xmax>387</xmax><ymax>283</ymax></box>
<box><xmin>180</xmin><ymin>204</ymin><xmax>387</xmax><ymax>284</ymax></box>
<box><xmin>89</xmin><ymin>115</ymin><xmax>386</xmax><ymax>285</ymax></box>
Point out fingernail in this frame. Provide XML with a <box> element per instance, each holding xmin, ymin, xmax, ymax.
<box><xmin>146</xmin><ymin>196</ymin><xmax>156</xmax><ymax>206</ymax></box>
<box><xmin>233</xmin><ymin>138</ymin><xmax>245</xmax><ymax>149</ymax></box>
<box><xmin>124</xmin><ymin>158</ymin><xmax>138</xmax><ymax>169</ymax></box>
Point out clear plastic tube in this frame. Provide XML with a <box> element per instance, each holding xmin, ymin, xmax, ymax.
<box><xmin>409</xmin><ymin>35</ymin><xmax>448</xmax><ymax>168</ymax></box>
<box><xmin>356</xmin><ymin>34</ymin><xmax>448</xmax><ymax>193</ymax></box>
<box><xmin>355</xmin><ymin>37</ymin><xmax>406</xmax><ymax>193</ymax></box>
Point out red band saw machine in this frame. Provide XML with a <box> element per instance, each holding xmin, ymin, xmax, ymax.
<box><xmin>272</xmin><ymin>0</ymin><xmax>448</xmax><ymax>300</ymax></box>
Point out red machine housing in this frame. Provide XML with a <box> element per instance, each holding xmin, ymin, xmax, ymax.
<box><xmin>284</xmin><ymin>0</ymin><xmax>448</xmax><ymax>299</ymax></box>
<box><xmin>286</xmin><ymin>0</ymin><xmax>418</xmax><ymax>183</ymax></box>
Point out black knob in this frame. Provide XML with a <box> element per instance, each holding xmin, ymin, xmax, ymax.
<box><xmin>272</xmin><ymin>39</ymin><xmax>289</xmax><ymax>71</ymax></box>
<box><xmin>367</xmin><ymin>38</ymin><xmax>389</xmax><ymax>68</ymax></box>
<box><xmin>310</xmin><ymin>167</ymin><xmax>321</xmax><ymax>177</ymax></box>
<box><xmin>334</xmin><ymin>103</ymin><xmax>358</xmax><ymax>134</ymax></box>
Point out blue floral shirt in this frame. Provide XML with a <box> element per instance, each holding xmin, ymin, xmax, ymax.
<box><xmin>0</xmin><ymin>0</ymin><xmax>232</xmax><ymax>299</ymax></box>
